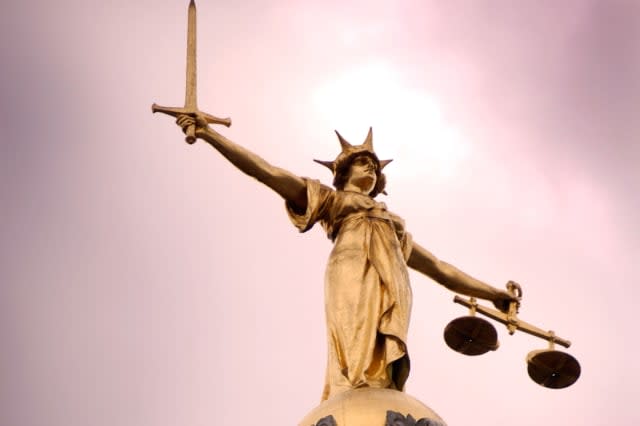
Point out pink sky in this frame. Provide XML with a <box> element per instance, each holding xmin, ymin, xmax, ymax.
<box><xmin>1</xmin><ymin>1</ymin><xmax>639</xmax><ymax>425</ymax></box>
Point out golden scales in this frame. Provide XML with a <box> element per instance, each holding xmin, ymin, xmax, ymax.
<box><xmin>444</xmin><ymin>281</ymin><xmax>581</xmax><ymax>389</ymax></box>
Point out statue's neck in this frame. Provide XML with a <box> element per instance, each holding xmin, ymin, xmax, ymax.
<box><xmin>343</xmin><ymin>181</ymin><xmax>374</xmax><ymax>195</ymax></box>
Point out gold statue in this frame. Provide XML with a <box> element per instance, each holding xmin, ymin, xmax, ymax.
<box><xmin>174</xmin><ymin>114</ymin><xmax>517</xmax><ymax>400</ymax></box>
<box><xmin>153</xmin><ymin>6</ymin><xmax>580</xmax><ymax>425</ymax></box>
<box><xmin>152</xmin><ymin>0</ymin><xmax>520</xmax><ymax>404</ymax></box>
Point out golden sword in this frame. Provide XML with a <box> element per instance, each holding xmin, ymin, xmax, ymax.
<box><xmin>152</xmin><ymin>0</ymin><xmax>231</xmax><ymax>144</ymax></box>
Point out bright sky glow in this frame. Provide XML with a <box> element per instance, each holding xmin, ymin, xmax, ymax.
<box><xmin>312</xmin><ymin>62</ymin><xmax>470</xmax><ymax>181</ymax></box>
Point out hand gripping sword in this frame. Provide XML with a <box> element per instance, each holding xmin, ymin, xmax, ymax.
<box><xmin>152</xmin><ymin>0</ymin><xmax>231</xmax><ymax>144</ymax></box>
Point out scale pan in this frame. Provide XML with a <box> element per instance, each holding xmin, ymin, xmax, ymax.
<box><xmin>444</xmin><ymin>316</ymin><xmax>499</xmax><ymax>356</ymax></box>
<box><xmin>527</xmin><ymin>349</ymin><xmax>581</xmax><ymax>389</ymax></box>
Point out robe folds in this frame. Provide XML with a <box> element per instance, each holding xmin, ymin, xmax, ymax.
<box><xmin>286</xmin><ymin>179</ymin><xmax>414</xmax><ymax>401</ymax></box>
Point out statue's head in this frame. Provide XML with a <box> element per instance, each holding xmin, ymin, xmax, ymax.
<box><xmin>314</xmin><ymin>128</ymin><xmax>392</xmax><ymax>197</ymax></box>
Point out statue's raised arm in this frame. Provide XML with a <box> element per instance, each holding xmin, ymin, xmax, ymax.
<box><xmin>177</xmin><ymin>114</ymin><xmax>308</xmax><ymax>211</ymax></box>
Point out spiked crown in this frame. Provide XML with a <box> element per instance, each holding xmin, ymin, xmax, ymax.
<box><xmin>314</xmin><ymin>127</ymin><xmax>392</xmax><ymax>197</ymax></box>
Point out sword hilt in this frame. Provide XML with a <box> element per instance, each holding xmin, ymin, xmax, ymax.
<box><xmin>152</xmin><ymin>103</ymin><xmax>232</xmax><ymax>144</ymax></box>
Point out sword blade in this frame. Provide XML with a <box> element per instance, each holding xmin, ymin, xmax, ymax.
<box><xmin>185</xmin><ymin>0</ymin><xmax>197</xmax><ymax>109</ymax></box>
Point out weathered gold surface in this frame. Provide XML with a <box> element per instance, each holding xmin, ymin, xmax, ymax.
<box><xmin>299</xmin><ymin>388</ymin><xmax>447</xmax><ymax>426</ymax></box>
<box><xmin>152</xmin><ymin>0</ymin><xmax>576</xmax><ymax>408</ymax></box>
<box><xmin>167</xmin><ymin>117</ymin><xmax>517</xmax><ymax>400</ymax></box>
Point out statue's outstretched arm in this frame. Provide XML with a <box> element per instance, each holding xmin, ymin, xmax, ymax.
<box><xmin>407</xmin><ymin>241</ymin><xmax>515</xmax><ymax>312</ymax></box>
<box><xmin>177</xmin><ymin>115</ymin><xmax>307</xmax><ymax>211</ymax></box>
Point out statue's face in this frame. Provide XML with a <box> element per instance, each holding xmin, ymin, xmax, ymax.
<box><xmin>346</xmin><ymin>155</ymin><xmax>377</xmax><ymax>194</ymax></box>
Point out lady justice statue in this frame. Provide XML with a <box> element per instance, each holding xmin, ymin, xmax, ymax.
<box><xmin>175</xmin><ymin>115</ymin><xmax>516</xmax><ymax>403</ymax></box>
<box><xmin>152</xmin><ymin>3</ymin><xmax>523</xmax><ymax>424</ymax></box>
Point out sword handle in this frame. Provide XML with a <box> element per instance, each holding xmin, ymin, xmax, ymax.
<box><xmin>152</xmin><ymin>103</ymin><xmax>232</xmax><ymax>143</ymax></box>
<box><xmin>189</xmin><ymin>114</ymin><xmax>231</xmax><ymax>142</ymax></box>
<box><xmin>185</xmin><ymin>125</ymin><xmax>196</xmax><ymax>144</ymax></box>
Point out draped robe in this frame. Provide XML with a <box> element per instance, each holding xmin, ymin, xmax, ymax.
<box><xmin>287</xmin><ymin>179</ymin><xmax>414</xmax><ymax>401</ymax></box>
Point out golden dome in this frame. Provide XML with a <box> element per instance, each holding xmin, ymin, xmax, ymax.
<box><xmin>299</xmin><ymin>388</ymin><xmax>447</xmax><ymax>426</ymax></box>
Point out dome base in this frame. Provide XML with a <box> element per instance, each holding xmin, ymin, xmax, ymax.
<box><xmin>299</xmin><ymin>388</ymin><xmax>447</xmax><ymax>426</ymax></box>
